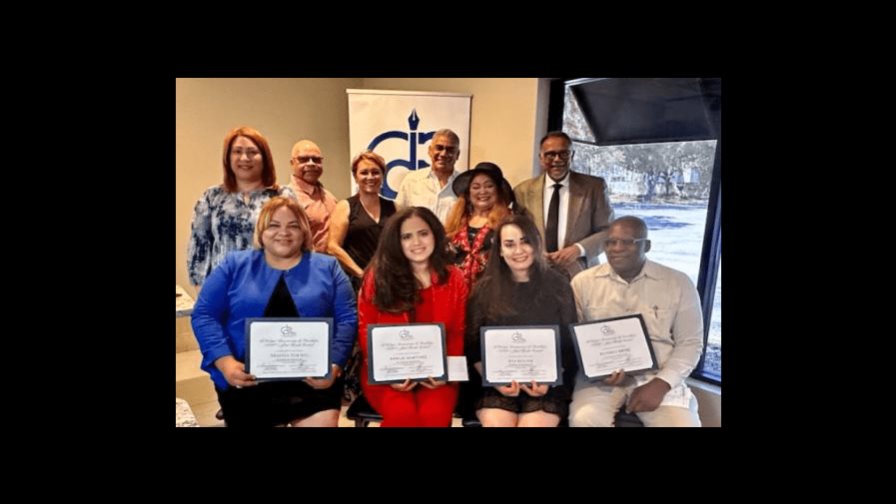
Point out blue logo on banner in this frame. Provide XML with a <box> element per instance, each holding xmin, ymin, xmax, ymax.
<box><xmin>367</xmin><ymin>109</ymin><xmax>434</xmax><ymax>199</ymax></box>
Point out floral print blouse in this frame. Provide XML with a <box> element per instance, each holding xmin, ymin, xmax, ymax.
<box><xmin>186</xmin><ymin>184</ymin><xmax>296</xmax><ymax>286</ymax></box>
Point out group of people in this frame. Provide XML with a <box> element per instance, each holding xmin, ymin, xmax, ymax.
<box><xmin>185</xmin><ymin>126</ymin><xmax>704</xmax><ymax>428</ymax></box>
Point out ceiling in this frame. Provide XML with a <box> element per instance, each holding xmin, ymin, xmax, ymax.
<box><xmin>570</xmin><ymin>78</ymin><xmax>721</xmax><ymax>146</ymax></box>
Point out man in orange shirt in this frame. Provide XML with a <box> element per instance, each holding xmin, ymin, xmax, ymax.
<box><xmin>288</xmin><ymin>139</ymin><xmax>337</xmax><ymax>252</ymax></box>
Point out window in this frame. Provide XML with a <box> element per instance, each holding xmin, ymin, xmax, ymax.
<box><xmin>556</xmin><ymin>78</ymin><xmax>721</xmax><ymax>384</ymax></box>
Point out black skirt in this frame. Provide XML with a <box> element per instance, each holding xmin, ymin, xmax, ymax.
<box><xmin>217</xmin><ymin>273</ymin><xmax>342</xmax><ymax>427</ymax></box>
<box><xmin>216</xmin><ymin>378</ymin><xmax>344</xmax><ymax>428</ymax></box>
<box><xmin>475</xmin><ymin>385</ymin><xmax>571</xmax><ymax>419</ymax></box>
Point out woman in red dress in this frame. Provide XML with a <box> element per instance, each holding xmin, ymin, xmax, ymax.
<box><xmin>358</xmin><ymin>207</ymin><xmax>468</xmax><ymax>427</ymax></box>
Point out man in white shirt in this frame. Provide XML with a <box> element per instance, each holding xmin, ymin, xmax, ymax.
<box><xmin>513</xmin><ymin>131</ymin><xmax>614</xmax><ymax>278</ymax></box>
<box><xmin>569</xmin><ymin>216</ymin><xmax>704</xmax><ymax>427</ymax></box>
<box><xmin>394</xmin><ymin>129</ymin><xmax>462</xmax><ymax>223</ymax></box>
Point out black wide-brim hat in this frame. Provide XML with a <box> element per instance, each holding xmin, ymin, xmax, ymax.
<box><xmin>452</xmin><ymin>162</ymin><xmax>515</xmax><ymax>204</ymax></box>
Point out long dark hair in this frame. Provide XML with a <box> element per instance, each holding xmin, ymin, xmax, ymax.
<box><xmin>368</xmin><ymin>207</ymin><xmax>451</xmax><ymax>313</ymax></box>
<box><xmin>471</xmin><ymin>213</ymin><xmax>551</xmax><ymax>318</ymax></box>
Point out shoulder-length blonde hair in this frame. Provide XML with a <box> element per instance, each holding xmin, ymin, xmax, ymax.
<box><xmin>254</xmin><ymin>197</ymin><xmax>314</xmax><ymax>251</ymax></box>
<box><xmin>351</xmin><ymin>150</ymin><xmax>386</xmax><ymax>176</ymax></box>
<box><xmin>222</xmin><ymin>126</ymin><xmax>278</xmax><ymax>192</ymax></box>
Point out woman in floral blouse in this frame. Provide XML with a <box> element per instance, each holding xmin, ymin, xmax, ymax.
<box><xmin>187</xmin><ymin>126</ymin><xmax>296</xmax><ymax>288</ymax></box>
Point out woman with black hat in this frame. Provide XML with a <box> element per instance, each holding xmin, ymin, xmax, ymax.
<box><xmin>443</xmin><ymin>162</ymin><xmax>516</xmax><ymax>288</ymax></box>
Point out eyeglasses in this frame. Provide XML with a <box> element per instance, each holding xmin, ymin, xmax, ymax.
<box><xmin>231</xmin><ymin>149</ymin><xmax>260</xmax><ymax>157</ymax></box>
<box><xmin>295</xmin><ymin>155</ymin><xmax>323</xmax><ymax>164</ymax></box>
<box><xmin>542</xmin><ymin>150</ymin><xmax>572</xmax><ymax>160</ymax></box>
<box><xmin>603</xmin><ymin>238</ymin><xmax>648</xmax><ymax>248</ymax></box>
<box><xmin>431</xmin><ymin>144</ymin><xmax>458</xmax><ymax>154</ymax></box>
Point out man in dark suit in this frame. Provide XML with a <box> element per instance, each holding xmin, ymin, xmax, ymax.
<box><xmin>513</xmin><ymin>131</ymin><xmax>614</xmax><ymax>277</ymax></box>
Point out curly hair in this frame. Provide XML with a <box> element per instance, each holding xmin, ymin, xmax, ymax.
<box><xmin>367</xmin><ymin>207</ymin><xmax>451</xmax><ymax>313</ymax></box>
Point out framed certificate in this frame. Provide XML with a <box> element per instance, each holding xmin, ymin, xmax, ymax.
<box><xmin>244</xmin><ymin>318</ymin><xmax>332</xmax><ymax>381</ymax></box>
<box><xmin>480</xmin><ymin>325</ymin><xmax>561</xmax><ymax>387</ymax></box>
<box><xmin>570</xmin><ymin>314</ymin><xmax>658</xmax><ymax>382</ymax></box>
<box><xmin>367</xmin><ymin>323</ymin><xmax>447</xmax><ymax>384</ymax></box>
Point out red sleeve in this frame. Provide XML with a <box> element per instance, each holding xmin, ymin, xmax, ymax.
<box><xmin>445</xmin><ymin>267</ymin><xmax>469</xmax><ymax>356</ymax></box>
<box><xmin>358</xmin><ymin>273</ymin><xmax>379</xmax><ymax>362</ymax></box>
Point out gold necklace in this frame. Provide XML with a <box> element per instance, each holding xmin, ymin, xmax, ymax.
<box><xmin>360</xmin><ymin>195</ymin><xmax>379</xmax><ymax>222</ymax></box>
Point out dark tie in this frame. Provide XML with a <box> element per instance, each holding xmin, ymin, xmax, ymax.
<box><xmin>545</xmin><ymin>182</ymin><xmax>561</xmax><ymax>252</ymax></box>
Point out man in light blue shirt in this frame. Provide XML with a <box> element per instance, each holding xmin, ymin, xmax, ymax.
<box><xmin>394</xmin><ymin>129</ymin><xmax>462</xmax><ymax>223</ymax></box>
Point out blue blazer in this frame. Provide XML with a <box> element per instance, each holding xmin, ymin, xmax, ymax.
<box><xmin>191</xmin><ymin>249</ymin><xmax>357</xmax><ymax>390</ymax></box>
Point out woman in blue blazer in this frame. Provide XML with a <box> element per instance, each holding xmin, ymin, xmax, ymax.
<box><xmin>191</xmin><ymin>197</ymin><xmax>357</xmax><ymax>427</ymax></box>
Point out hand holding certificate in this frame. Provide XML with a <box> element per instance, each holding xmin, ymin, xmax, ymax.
<box><xmin>480</xmin><ymin>326</ymin><xmax>561</xmax><ymax>387</ymax></box>
<box><xmin>571</xmin><ymin>314</ymin><xmax>658</xmax><ymax>381</ymax></box>
<box><xmin>245</xmin><ymin>318</ymin><xmax>332</xmax><ymax>381</ymax></box>
<box><xmin>367</xmin><ymin>323</ymin><xmax>447</xmax><ymax>384</ymax></box>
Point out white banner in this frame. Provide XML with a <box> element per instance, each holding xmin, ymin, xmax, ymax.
<box><xmin>347</xmin><ymin>89</ymin><xmax>471</xmax><ymax>200</ymax></box>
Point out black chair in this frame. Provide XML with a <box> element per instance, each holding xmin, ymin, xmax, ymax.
<box><xmin>345</xmin><ymin>393</ymin><xmax>468</xmax><ymax>427</ymax></box>
<box><xmin>461</xmin><ymin>414</ymin><xmax>482</xmax><ymax>427</ymax></box>
<box><xmin>457</xmin><ymin>380</ymin><xmax>481</xmax><ymax>427</ymax></box>
<box><xmin>346</xmin><ymin>390</ymin><xmax>643</xmax><ymax>427</ymax></box>
<box><xmin>614</xmin><ymin>410</ymin><xmax>644</xmax><ymax>427</ymax></box>
<box><xmin>345</xmin><ymin>393</ymin><xmax>382</xmax><ymax>427</ymax></box>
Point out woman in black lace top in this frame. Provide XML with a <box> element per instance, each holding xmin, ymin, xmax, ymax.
<box><xmin>464</xmin><ymin>214</ymin><xmax>577</xmax><ymax>426</ymax></box>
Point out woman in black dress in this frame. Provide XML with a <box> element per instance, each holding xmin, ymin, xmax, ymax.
<box><xmin>465</xmin><ymin>213</ymin><xmax>578</xmax><ymax>427</ymax></box>
<box><xmin>328</xmin><ymin>151</ymin><xmax>396</xmax><ymax>291</ymax></box>
<box><xmin>327</xmin><ymin>151</ymin><xmax>396</xmax><ymax>401</ymax></box>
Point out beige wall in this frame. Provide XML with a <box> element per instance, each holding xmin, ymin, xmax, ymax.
<box><xmin>688</xmin><ymin>379</ymin><xmax>722</xmax><ymax>427</ymax></box>
<box><xmin>175</xmin><ymin>78</ymin><xmax>723</xmax><ymax>425</ymax></box>
<box><xmin>177</xmin><ymin>77</ymin><xmax>547</xmax><ymax>296</ymax></box>
<box><xmin>176</xmin><ymin>78</ymin><xmax>362</xmax><ymax>296</ymax></box>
